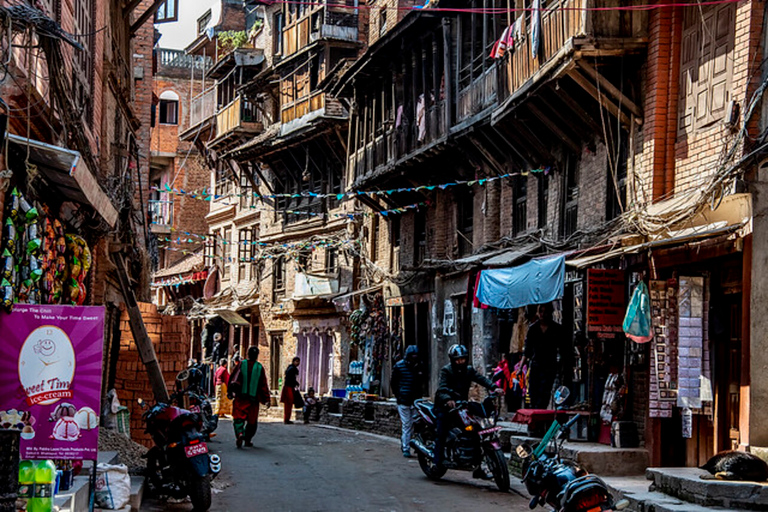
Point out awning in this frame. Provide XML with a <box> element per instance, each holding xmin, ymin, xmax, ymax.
<box><xmin>293</xmin><ymin>272</ymin><xmax>340</xmax><ymax>300</ymax></box>
<box><xmin>475</xmin><ymin>255</ymin><xmax>565</xmax><ymax>309</ymax></box>
<box><xmin>214</xmin><ymin>309</ymin><xmax>250</xmax><ymax>326</ymax></box>
<box><xmin>7</xmin><ymin>134</ymin><xmax>118</xmax><ymax>227</ymax></box>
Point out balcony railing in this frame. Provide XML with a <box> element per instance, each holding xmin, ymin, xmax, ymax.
<box><xmin>149</xmin><ymin>200</ymin><xmax>173</xmax><ymax>231</ymax></box>
<box><xmin>281</xmin><ymin>91</ymin><xmax>326</xmax><ymax>124</ymax></box>
<box><xmin>189</xmin><ymin>87</ymin><xmax>216</xmax><ymax>128</ymax></box>
<box><xmin>457</xmin><ymin>65</ymin><xmax>498</xmax><ymax>123</ymax></box>
<box><xmin>158</xmin><ymin>48</ymin><xmax>212</xmax><ymax>71</ymax></box>
<box><xmin>216</xmin><ymin>95</ymin><xmax>263</xmax><ymax>138</ymax></box>
<box><xmin>282</xmin><ymin>5</ymin><xmax>358</xmax><ymax>58</ymax></box>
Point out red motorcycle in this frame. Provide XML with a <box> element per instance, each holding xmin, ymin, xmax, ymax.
<box><xmin>138</xmin><ymin>398</ymin><xmax>221</xmax><ymax>511</ymax></box>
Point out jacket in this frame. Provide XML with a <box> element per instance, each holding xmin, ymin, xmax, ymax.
<box><xmin>391</xmin><ymin>346</ymin><xmax>423</xmax><ymax>406</ymax></box>
<box><xmin>434</xmin><ymin>363</ymin><xmax>497</xmax><ymax>411</ymax></box>
<box><xmin>228</xmin><ymin>360</ymin><xmax>270</xmax><ymax>404</ymax></box>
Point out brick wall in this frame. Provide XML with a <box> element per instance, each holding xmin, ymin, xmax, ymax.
<box><xmin>114</xmin><ymin>302</ymin><xmax>191</xmax><ymax>447</ymax></box>
<box><xmin>368</xmin><ymin>0</ymin><xmax>420</xmax><ymax>46</ymax></box>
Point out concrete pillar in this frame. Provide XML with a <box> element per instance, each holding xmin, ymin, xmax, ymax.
<box><xmin>750</xmin><ymin>167</ymin><xmax>768</xmax><ymax>449</ymax></box>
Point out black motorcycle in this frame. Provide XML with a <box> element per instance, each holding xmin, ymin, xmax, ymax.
<box><xmin>174</xmin><ymin>365</ymin><xmax>219</xmax><ymax>437</ymax></box>
<box><xmin>516</xmin><ymin>386</ymin><xmax>629</xmax><ymax>512</ymax></box>
<box><xmin>410</xmin><ymin>395</ymin><xmax>510</xmax><ymax>492</ymax></box>
<box><xmin>138</xmin><ymin>397</ymin><xmax>221</xmax><ymax>512</ymax></box>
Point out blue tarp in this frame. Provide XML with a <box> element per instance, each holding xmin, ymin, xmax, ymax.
<box><xmin>475</xmin><ymin>255</ymin><xmax>565</xmax><ymax>309</ymax></box>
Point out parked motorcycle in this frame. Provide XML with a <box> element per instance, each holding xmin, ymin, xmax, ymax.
<box><xmin>174</xmin><ymin>365</ymin><xmax>219</xmax><ymax>437</ymax></box>
<box><xmin>516</xmin><ymin>386</ymin><xmax>629</xmax><ymax>512</ymax></box>
<box><xmin>138</xmin><ymin>397</ymin><xmax>221</xmax><ymax>512</ymax></box>
<box><xmin>410</xmin><ymin>394</ymin><xmax>510</xmax><ymax>492</ymax></box>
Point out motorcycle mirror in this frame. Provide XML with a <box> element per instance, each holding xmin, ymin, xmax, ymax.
<box><xmin>176</xmin><ymin>369</ymin><xmax>190</xmax><ymax>382</ymax></box>
<box><xmin>554</xmin><ymin>385</ymin><xmax>570</xmax><ymax>405</ymax></box>
<box><xmin>614</xmin><ymin>499</ymin><xmax>630</xmax><ymax>510</ymax></box>
<box><xmin>137</xmin><ymin>398</ymin><xmax>147</xmax><ymax>409</ymax></box>
<box><xmin>516</xmin><ymin>443</ymin><xmax>533</xmax><ymax>459</ymax></box>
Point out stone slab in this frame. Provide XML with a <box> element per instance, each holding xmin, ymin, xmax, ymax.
<box><xmin>646</xmin><ymin>467</ymin><xmax>768</xmax><ymax>510</ymax></box>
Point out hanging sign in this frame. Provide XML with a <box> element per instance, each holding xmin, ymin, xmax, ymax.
<box><xmin>0</xmin><ymin>305</ymin><xmax>104</xmax><ymax>460</ymax></box>
<box><xmin>587</xmin><ymin>269</ymin><xmax>625</xmax><ymax>332</ymax></box>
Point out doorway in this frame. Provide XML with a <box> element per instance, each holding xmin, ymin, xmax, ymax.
<box><xmin>270</xmin><ymin>334</ymin><xmax>284</xmax><ymax>391</ymax></box>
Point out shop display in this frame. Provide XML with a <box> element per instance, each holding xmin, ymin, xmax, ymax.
<box><xmin>648</xmin><ymin>279</ymin><xmax>678</xmax><ymax>418</ymax></box>
<box><xmin>0</xmin><ymin>187</ymin><xmax>92</xmax><ymax>309</ymax></box>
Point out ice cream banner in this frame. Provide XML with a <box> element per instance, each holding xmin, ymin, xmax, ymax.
<box><xmin>0</xmin><ymin>304</ymin><xmax>104</xmax><ymax>460</ymax></box>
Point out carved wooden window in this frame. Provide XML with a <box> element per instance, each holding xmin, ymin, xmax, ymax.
<box><xmin>73</xmin><ymin>0</ymin><xmax>93</xmax><ymax>121</ymax></box>
<box><xmin>679</xmin><ymin>3</ymin><xmax>735</xmax><ymax>133</ymax></box>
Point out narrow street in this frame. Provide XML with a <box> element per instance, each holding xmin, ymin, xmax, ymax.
<box><xmin>144</xmin><ymin>418</ymin><xmax>531</xmax><ymax>511</ymax></box>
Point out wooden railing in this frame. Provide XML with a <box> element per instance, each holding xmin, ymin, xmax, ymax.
<box><xmin>281</xmin><ymin>91</ymin><xmax>325</xmax><ymax>124</ymax></box>
<box><xmin>189</xmin><ymin>87</ymin><xmax>216</xmax><ymax>128</ymax></box>
<box><xmin>457</xmin><ymin>65</ymin><xmax>498</xmax><ymax>122</ymax></box>
<box><xmin>282</xmin><ymin>6</ymin><xmax>358</xmax><ymax>58</ymax></box>
<box><xmin>216</xmin><ymin>95</ymin><xmax>264</xmax><ymax>138</ymax></box>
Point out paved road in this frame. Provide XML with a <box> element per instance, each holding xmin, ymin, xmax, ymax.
<box><xmin>143</xmin><ymin>417</ymin><xmax>533</xmax><ymax>511</ymax></box>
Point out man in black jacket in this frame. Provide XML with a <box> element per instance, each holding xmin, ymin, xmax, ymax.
<box><xmin>433</xmin><ymin>344</ymin><xmax>501</xmax><ymax>467</ymax></box>
<box><xmin>391</xmin><ymin>345</ymin><xmax>424</xmax><ymax>457</ymax></box>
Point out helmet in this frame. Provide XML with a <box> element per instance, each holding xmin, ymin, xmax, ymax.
<box><xmin>448</xmin><ymin>344</ymin><xmax>469</xmax><ymax>372</ymax></box>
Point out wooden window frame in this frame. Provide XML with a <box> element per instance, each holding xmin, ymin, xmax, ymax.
<box><xmin>155</xmin><ymin>0</ymin><xmax>179</xmax><ymax>23</ymax></box>
<box><xmin>273</xmin><ymin>257</ymin><xmax>286</xmax><ymax>301</ymax></box>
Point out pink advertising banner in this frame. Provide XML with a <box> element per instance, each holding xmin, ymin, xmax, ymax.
<box><xmin>0</xmin><ymin>304</ymin><xmax>104</xmax><ymax>460</ymax></box>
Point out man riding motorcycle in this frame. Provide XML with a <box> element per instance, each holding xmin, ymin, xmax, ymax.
<box><xmin>434</xmin><ymin>344</ymin><xmax>502</xmax><ymax>468</ymax></box>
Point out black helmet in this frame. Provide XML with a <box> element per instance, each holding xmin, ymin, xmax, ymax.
<box><xmin>448</xmin><ymin>344</ymin><xmax>469</xmax><ymax>372</ymax></box>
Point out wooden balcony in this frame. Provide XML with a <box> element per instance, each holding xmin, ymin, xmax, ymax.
<box><xmin>457</xmin><ymin>65</ymin><xmax>498</xmax><ymax>124</ymax></box>
<box><xmin>349</xmin><ymin>101</ymin><xmax>447</xmax><ymax>185</ymax></box>
<box><xmin>280</xmin><ymin>92</ymin><xmax>341</xmax><ymax>125</ymax></box>
<box><xmin>189</xmin><ymin>87</ymin><xmax>216</xmax><ymax>130</ymax></box>
<box><xmin>282</xmin><ymin>5</ymin><xmax>358</xmax><ymax>59</ymax></box>
<box><xmin>497</xmin><ymin>0</ymin><xmax>647</xmax><ymax>107</ymax></box>
<box><xmin>215</xmin><ymin>95</ymin><xmax>263</xmax><ymax>139</ymax></box>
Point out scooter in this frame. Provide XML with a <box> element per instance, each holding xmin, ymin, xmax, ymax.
<box><xmin>138</xmin><ymin>397</ymin><xmax>221</xmax><ymax>512</ymax></box>
<box><xmin>410</xmin><ymin>393</ymin><xmax>510</xmax><ymax>492</ymax></box>
<box><xmin>516</xmin><ymin>386</ymin><xmax>629</xmax><ymax>512</ymax></box>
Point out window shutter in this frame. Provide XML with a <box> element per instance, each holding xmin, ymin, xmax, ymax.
<box><xmin>678</xmin><ymin>9</ymin><xmax>698</xmax><ymax>133</ymax></box>
<box><xmin>708</xmin><ymin>3</ymin><xmax>734</xmax><ymax>123</ymax></box>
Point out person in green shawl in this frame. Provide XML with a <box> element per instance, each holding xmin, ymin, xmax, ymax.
<box><xmin>228</xmin><ymin>346</ymin><xmax>271</xmax><ymax>448</ymax></box>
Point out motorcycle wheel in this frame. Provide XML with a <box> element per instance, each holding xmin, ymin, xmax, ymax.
<box><xmin>485</xmin><ymin>448</ymin><xmax>510</xmax><ymax>492</ymax></box>
<box><xmin>188</xmin><ymin>474</ymin><xmax>212</xmax><ymax>511</ymax></box>
<box><xmin>417</xmin><ymin>449</ymin><xmax>448</xmax><ymax>480</ymax></box>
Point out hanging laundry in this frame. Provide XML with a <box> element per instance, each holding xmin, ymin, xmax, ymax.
<box><xmin>395</xmin><ymin>105</ymin><xmax>403</xmax><ymax>129</ymax></box>
<box><xmin>416</xmin><ymin>94</ymin><xmax>426</xmax><ymax>142</ymax></box>
<box><xmin>490</xmin><ymin>24</ymin><xmax>514</xmax><ymax>59</ymax></box>
<box><xmin>530</xmin><ymin>0</ymin><xmax>541</xmax><ymax>59</ymax></box>
<box><xmin>512</xmin><ymin>16</ymin><xmax>523</xmax><ymax>44</ymax></box>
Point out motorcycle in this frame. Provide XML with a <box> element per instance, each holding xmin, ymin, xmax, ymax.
<box><xmin>138</xmin><ymin>397</ymin><xmax>221</xmax><ymax>512</ymax></box>
<box><xmin>410</xmin><ymin>394</ymin><xmax>510</xmax><ymax>492</ymax></box>
<box><xmin>516</xmin><ymin>386</ymin><xmax>629</xmax><ymax>512</ymax></box>
<box><xmin>174</xmin><ymin>365</ymin><xmax>219</xmax><ymax>437</ymax></box>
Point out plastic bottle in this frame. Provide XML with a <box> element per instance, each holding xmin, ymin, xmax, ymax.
<box><xmin>18</xmin><ymin>460</ymin><xmax>35</xmax><ymax>507</ymax></box>
<box><xmin>29</xmin><ymin>460</ymin><xmax>55</xmax><ymax>512</ymax></box>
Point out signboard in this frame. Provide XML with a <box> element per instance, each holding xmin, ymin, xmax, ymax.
<box><xmin>586</xmin><ymin>269</ymin><xmax>625</xmax><ymax>332</ymax></box>
<box><xmin>0</xmin><ymin>305</ymin><xmax>104</xmax><ymax>460</ymax></box>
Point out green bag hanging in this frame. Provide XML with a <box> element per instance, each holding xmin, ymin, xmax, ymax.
<box><xmin>622</xmin><ymin>281</ymin><xmax>653</xmax><ymax>343</ymax></box>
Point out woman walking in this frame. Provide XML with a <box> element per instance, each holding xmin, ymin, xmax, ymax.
<box><xmin>214</xmin><ymin>358</ymin><xmax>232</xmax><ymax>417</ymax></box>
<box><xmin>280</xmin><ymin>357</ymin><xmax>301</xmax><ymax>424</ymax></box>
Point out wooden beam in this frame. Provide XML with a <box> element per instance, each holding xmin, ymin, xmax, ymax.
<box><xmin>124</xmin><ymin>0</ymin><xmax>144</xmax><ymax>15</ymax></box>
<box><xmin>130</xmin><ymin>0</ymin><xmax>166</xmax><ymax>35</ymax></box>
<box><xmin>566</xmin><ymin>69</ymin><xmax>632</xmax><ymax>128</ymax></box>
<box><xmin>525</xmin><ymin>103</ymin><xmax>581</xmax><ymax>153</ymax></box>
<box><xmin>577</xmin><ymin>61</ymin><xmax>643</xmax><ymax>120</ymax></box>
<box><xmin>491</xmin><ymin>124</ymin><xmax>539</xmax><ymax>168</ymax></box>
<box><xmin>468</xmin><ymin>135</ymin><xmax>507</xmax><ymax>175</ymax></box>
<box><xmin>541</xmin><ymin>87</ymin><xmax>603</xmax><ymax>135</ymax></box>
<box><xmin>482</xmin><ymin>128</ymin><xmax>533</xmax><ymax>169</ymax></box>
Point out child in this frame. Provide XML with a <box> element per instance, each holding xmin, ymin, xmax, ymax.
<box><xmin>303</xmin><ymin>387</ymin><xmax>320</xmax><ymax>424</ymax></box>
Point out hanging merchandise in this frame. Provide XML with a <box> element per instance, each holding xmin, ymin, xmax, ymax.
<box><xmin>622</xmin><ymin>281</ymin><xmax>652</xmax><ymax>343</ymax></box>
<box><xmin>677</xmin><ymin>276</ymin><xmax>705</xmax><ymax>409</ymax></box>
<box><xmin>648</xmin><ymin>279</ymin><xmax>679</xmax><ymax>418</ymax></box>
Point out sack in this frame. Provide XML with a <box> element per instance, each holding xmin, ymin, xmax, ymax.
<box><xmin>94</xmin><ymin>463</ymin><xmax>131</xmax><ymax>510</ymax></box>
<box><xmin>294</xmin><ymin>388</ymin><xmax>305</xmax><ymax>408</ymax></box>
<box><xmin>115</xmin><ymin>406</ymin><xmax>130</xmax><ymax>437</ymax></box>
<box><xmin>622</xmin><ymin>281</ymin><xmax>653</xmax><ymax>343</ymax></box>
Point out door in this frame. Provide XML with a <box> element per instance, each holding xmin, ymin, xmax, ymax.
<box><xmin>416</xmin><ymin>301</ymin><xmax>431</xmax><ymax>396</ymax></box>
<box><xmin>270</xmin><ymin>334</ymin><xmax>284</xmax><ymax>391</ymax></box>
<box><xmin>716</xmin><ymin>295</ymin><xmax>742</xmax><ymax>451</ymax></box>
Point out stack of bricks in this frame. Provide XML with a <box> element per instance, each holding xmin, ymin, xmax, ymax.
<box><xmin>114</xmin><ymin>302</ymin><xmax>191</xmax><ymax>447</ymax></box>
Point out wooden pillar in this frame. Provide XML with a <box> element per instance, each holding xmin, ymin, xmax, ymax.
<box><xmin>740</xmin><ymin>234</ymin><xmax>752</xmax><ymax>450</ymax></box>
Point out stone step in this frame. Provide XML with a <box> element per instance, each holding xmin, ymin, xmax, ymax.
<box><xmin>605</xmin><ymin>475</ymin><xmax>744</xmax><ymax>512</ymax></box>
<box><xmin>505</xmin><ymin>433</ymin><xmax>648</xmax><ymax>477</ymax></box>
<box><xmin>129</xmin><ymin>475</ymin><xmax>146</xmax><ymax>512</ymax></box>
<box><xmin>646</xmin><ymin>467</ymin><xmax>768</xmax><ymax>511</ymax></box>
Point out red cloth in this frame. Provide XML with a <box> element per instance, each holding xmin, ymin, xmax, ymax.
<box><xmin>232</xmin><ymin>396</ymin><xmax>260</xmax><ymax>424</ymax></box>
<box><xmin>281</xmin><ymin>386</ymin><xmax>294</xmax><ymax>422</ymax></box>
<box><xmin>511</xmin><ymin>409</ymin><xmax>556</xmax><ymax>425</ymax></box>
<box><xmin>215</xmin><ymin>366</ymin><xmax>230</xmax><ymax>386</ymax></box>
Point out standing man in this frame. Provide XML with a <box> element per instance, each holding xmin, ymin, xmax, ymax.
<box><xmin>391</xmin><ymin>346</ymin><xmax>424</xmax><ymax>457</ymax></box>
<box><xmin>228</xmin><ymin>346</ymin><xmax>270</xmax><ymax>448</ymax></box>
<box><xmin>520</xmin><ymin>303</ymin><xmax>567</xmax><ymax>409</ymax></box>
<box><xmin>280</xmin><ymin>357</ymin><xmax>301</xmax><ymax>424</ymax></box>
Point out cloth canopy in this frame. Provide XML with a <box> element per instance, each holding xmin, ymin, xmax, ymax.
<box><xmin>475</xmin><ymin>255</ymin><xmax>564</xmax><ymax>309</ymax></box>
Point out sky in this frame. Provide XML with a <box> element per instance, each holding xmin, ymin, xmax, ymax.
<box><xmin>156</xmin><ymin>0</ymin><xmax>215</xmax><ymax>50</ymax></box>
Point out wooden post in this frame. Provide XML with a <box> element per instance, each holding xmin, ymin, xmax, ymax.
<box><xmin>113</xmin><ymin>253</ymin><xmax>170</xmax><ymax>403</ymax></box>
<box><xmin>442</xmin><ymin>19</ymin><xmax>453</xmax><ymax>130</ymax></box>
<box><xmin>740</xmin><ymin>234</ymin><xmax>752</xmax><ymax>450</ymax></box>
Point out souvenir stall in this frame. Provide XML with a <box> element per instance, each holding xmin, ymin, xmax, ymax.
<box><xmin>346</xmin><ymin>293</ymin><xmax>390</xmax><ymax>399</ymax></box>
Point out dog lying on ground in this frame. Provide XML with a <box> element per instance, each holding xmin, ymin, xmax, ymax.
<box><xmin>700</xmin><ymin>450</ymin><xmax>768</xmax><ymax>481</ymax></box>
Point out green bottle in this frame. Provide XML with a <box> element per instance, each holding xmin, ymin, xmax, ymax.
<box><xmin>28</xmin><ymin>460</ymin><xmax>55</xmax><ymax>512</ymax></box>
<box><xmin>17</xmin><ymin>460</ymin><xmax>35</xmax><ymax>506</ymax></box>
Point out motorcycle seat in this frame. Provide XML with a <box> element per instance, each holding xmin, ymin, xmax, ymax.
<box><xmin>414</xmin><ymin>399</ymin><xmax>436</xmax><ymax>419</ymax></box>
<box><xmin>560</xmin><ymin>474</ymin><xmax>610</xmax><ymax>505</ymax></box>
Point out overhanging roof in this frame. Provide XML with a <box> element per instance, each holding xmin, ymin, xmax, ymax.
<box><xmin>7</xmin><ymin>134</ymin><xmax>118</xmax><ymax>227</ymax></box>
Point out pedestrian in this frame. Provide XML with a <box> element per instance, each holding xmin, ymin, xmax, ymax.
<box><xmin>302</xmin><ymin>387</ymin><xmax>320</xmax><ymax>423</ymax></box>
<box><xmin>280</xmin><ymin>357</ymin><xmax>301</xmax><ymax>424</ymax></box>
<box><xmin>520</xmin><ymin>303</ymin><xmax>567</xmax><ymax>409</ymax></box>
<box><xmin>228</xmin><ymin>346</ymin><xmax>270</xmax><ymax>448</ymax></box>
<box><xmin>211</xmin><ymin>332</ymin><xmax>223</xmax><ymax>363</ymax></box>
<box><xmin>390</xmin><ymin>345</ymin><xmax>423</xmax><ymax>457</ymax></box>
<box><xmin>214</xmin><ymin>358</ymin><xmax>232</xmax><ymax>417</ymax></box>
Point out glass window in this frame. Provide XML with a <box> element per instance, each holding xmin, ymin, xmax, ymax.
<box><xmin>155</xmin><ymin>0</ymin><xmax>178</xmax><ymax>23</ymax></box>
<box><xmin>159</xmin><ymin>99</ymin><xmax>179</xmax><ymax>125</ymax></box>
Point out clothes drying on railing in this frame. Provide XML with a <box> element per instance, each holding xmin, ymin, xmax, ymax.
<box><xmin>416</xmin><ymin>94</ymin><xmax>426</xmax><ymax>142</ymax></box>
<box><xmin>531</xmin><ymin>0</ymin><xmax>542</xmax><ymax>58</ymax></box>
<box><xmin>490</xmin><ymin>17</ymin><xmax>523</xmax><ymax>59</ymax></box>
